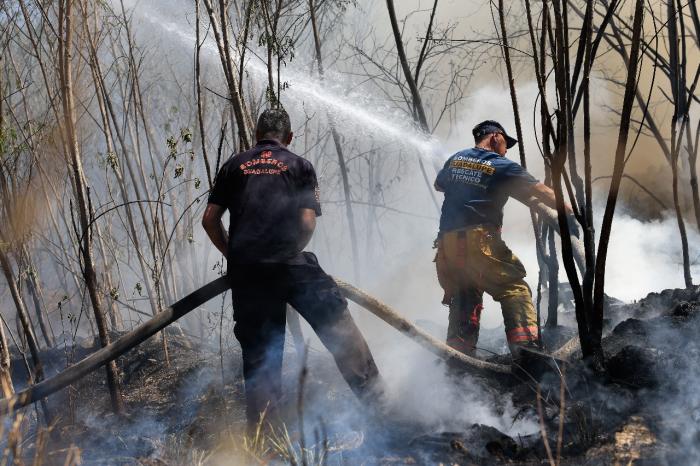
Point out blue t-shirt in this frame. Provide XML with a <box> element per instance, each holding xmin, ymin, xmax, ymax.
<box><xmin>435</xmin><ymin>147</ymin><xmax>538</xmax><ymax>232</ymax></box>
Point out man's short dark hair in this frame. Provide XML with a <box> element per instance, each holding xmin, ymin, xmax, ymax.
<box><xmin>256</xmin><ymin>108</ymin><xmax>291</xmax><ymax>140</ymax></box>
<box><xmin>473</xmin><ymin>130</ymin><xmax>491</xmax><ymax>145</ymax></box>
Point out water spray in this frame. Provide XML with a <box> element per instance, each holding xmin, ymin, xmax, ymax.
<box><xmin>141</xmin><ymin>4</ymin><xmax>445</xmax><ymax>168</ymax></box>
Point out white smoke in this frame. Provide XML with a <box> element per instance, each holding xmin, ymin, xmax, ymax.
<box><xmin>46</xmin><ymin>0</ymin><xmax>700</xmax><ymax>462</ymax></box>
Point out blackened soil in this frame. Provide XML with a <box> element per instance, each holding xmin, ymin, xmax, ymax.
<box><xmin>9</xmin><ymin>286</ymin><xmax>700</xmax><ymax>465</ymax></box>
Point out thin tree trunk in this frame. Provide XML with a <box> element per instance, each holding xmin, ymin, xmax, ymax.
<box><xmin>59</xmin><ymin>0</ymin><xmax>123</xmax><ymax>413</ymax></box>
<box><xmin>0</xmin><ymin>249</ymin><xmax>43</xmax><ymax>380</ymax></box>
<box><xmin>546</xmin><ymin>227</ymin><xmax>559</xmax><ymax>327</ymax></box>
<box><xmin>671</xmin><ymin>149</ymin><xmax>693</xmax><ymax>287</ymax></box>
<box><xmin>497</xmin><ymin>0</ymin><xmax>547</xmax><ymax>342</ymax></box>
<box><xmin>238</xmin><ymin>0</ymin><xmax>254</xmax><ymax>99</ymax></box>
<box><xmin>689</xmin><ymin>124</ymin><xmax>700</xmax><ymax>231</ymax></box>
<box><xmin>0</xmin><ymin>245</ymin><xmax>52</xmax><ymax>417</ymax></box>
<box><xmin>551</xmin><ymin>0</ymin><xmax>593</xmax><ymax>360</ymax></box>
<box><xmin>560</xmin><ymin>1</ymin><xmax>585</xmax><ymax>209</ymax></box>
<box><xmin>384</xmin><ymin>0</ymin><xmax>440</xmax><ymax>213</ymax></box>
<box><xmin>195</xmin><ymin>0</ymin><xmax>213</xmax><ymax>188</ymax></box>
<box><xmin>36</xmin><ymin>164</ymin><xmax>97</xmax><ymax>335</ymax></box>
<box><xmin>593</xmin><ymin>0</ymin><xmax>646</xmax><ymax>356</ymax></box>
<box><xmin>537</xmin><ymin>6</ymin><xmax>560</xmax><ymax>327</ymax></box>
<box><xmin>667</xmin><ymin>0</ymin><xmax>693</xmax><ymax>287</ymax></box>
<box><xmin>19</xmin><ymin>247</ymin><xmax>55</xmax><ymax>347</ymax></box>
<box><xmin>93</xmin><ymin>219</ymin><xmax>122</xmax><ymax>331</ymax></box>
<box><xmin>0</xmin><ymin>315</ymin><xmax>14</xmax><ymax>396</ymax></box>
<box><xmin>309</xmin><ymin>0</ymin><xmax>361</xmax><ymax>282</ymax></box>
<box><xmin>0</xmin><ymin>91</ymin><xmax>12</xmax><ymax>392</ymax></box>
<box><xmin>581</xmin><ymin>0</ymin><xmax>597</xmax><ymax>341</ymax></box>
<box><xmin>262</xmin><ymin>1</ymin><xmax>276</xmax><ymax>105</ymax></box>
<box><xmin>202</xmin><ymin>0</ymin><xmax>254</xmax><ymax>149</ymax></box>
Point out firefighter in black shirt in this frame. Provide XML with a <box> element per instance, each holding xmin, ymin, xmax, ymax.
<box><xmin>202</xmin><ymin>108</ymin><xmax>383</xmax><ymax>428</ymax></box>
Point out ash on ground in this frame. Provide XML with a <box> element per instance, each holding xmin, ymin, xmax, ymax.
<box><xmin>9</xmin><ymin>285</ymin><xmax>700</xmax><ymax>465</ymax></box>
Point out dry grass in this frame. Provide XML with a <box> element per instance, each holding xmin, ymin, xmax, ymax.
<box><xmin>188</xmin><ymin>407</ymin><xmax>329</xmax><ymax>466</ymax></box>
<box><xmin>0</xmin><ymin>380</ymin><xmax>81</xmax><ymax>465</ymax></box>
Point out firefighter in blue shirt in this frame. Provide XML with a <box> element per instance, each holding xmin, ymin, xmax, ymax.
<box><xmin>434</xmin><ymin>120</ymin><xmax>571</xmax><ymax>362</ymax></box>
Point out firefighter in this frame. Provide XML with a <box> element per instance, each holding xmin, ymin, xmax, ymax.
<box><xmin>434</xmin><ymin>120</ymin><xmax>572</xmax><ymax>362</ymax></box>
<box><xmin>202</xmin><ymin>108</ymin><xmax>383</xmax><ymax>429</ymax></box>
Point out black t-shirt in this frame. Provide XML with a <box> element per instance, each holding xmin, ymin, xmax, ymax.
<box><xmin>208</xmin><ymin>140</ymin><xmax>322</xmax><ymax>266</ymax></box>
<box><xmin>435</xmin><ymin>147</ymin><xmax>538</xmax><ymax>232</ymax></box>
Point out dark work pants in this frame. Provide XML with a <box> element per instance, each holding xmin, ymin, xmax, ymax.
<box><xmin>228</xmin><ymin>252</ymin><xmax>381</xmax><ymax>428</ymax></box>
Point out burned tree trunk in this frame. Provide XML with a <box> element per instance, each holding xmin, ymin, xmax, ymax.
<box><xmin>539</xmin><ymin>9</ymin><xmax>561</xmax><ymax>329</ymax></box>
<box><xmin>545</xmin><ymin>227</ymin><xmax>560</xmax><ymax>327</ymax></box>
<box><xmin>669</xmin><ymin>148</ymin><xmax>692</xmax><ymax>288</ymax></box>
<box><xmin>550</xmin><ymin>0</ymin><xmax>594</xmax><ymax>362</ymax></box>
<box><xmin>523</xmin><ymin>0</ymin><xmax>562</xmax><ymax>328</ymax></box>
<box><xmin>667</xmin><ymin>0</ymin><xmax>693</xmax><ymax>288</ymax></box>
<box><xmin>580</xmin><ymin>0</ymin><xmax>597</xmax><ymax>341</ymax></box>
<box><xmin>593</xmin><ymin>0</ymin><xmax>646</xmax><ymax>355</ymax></box>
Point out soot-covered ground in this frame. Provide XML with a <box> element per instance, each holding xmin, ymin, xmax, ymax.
<box><xmin>10</xmin><ymin>284</ymin><xmax>700</xmax><ymax>465</ymax></box>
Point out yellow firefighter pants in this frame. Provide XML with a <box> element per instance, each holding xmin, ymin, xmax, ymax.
<box><xmin>435</xmin><ymin>226</ymin><xmax>539</xmax><ymax>356</ymax></box>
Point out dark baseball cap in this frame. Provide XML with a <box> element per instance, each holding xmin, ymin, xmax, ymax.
<box><xmin>472</xmin><ymin>120</ymin><xmax>518</xmax><ymax>149</ymax></box>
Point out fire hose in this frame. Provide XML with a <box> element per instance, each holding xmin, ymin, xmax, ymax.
<box><xmin>0</xmin><ymin>203</ymin><xmax>584</xmax><ymax>414</ymax></box>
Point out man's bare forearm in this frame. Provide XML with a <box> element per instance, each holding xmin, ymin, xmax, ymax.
<box><xmin>202</xmin><ymin>203</ymin><xmax>228</xmax><ymax>257</ymax></box>
<box><xmin>531</xmin><ymin>182</ymin><xmax>573</xmax><ymax>215</ymax></box>
<box><xmin>297</xmin><ymin>229</ymin><xmax>313</xmax><ymax>252</ymax></box>
<box><xmin>204</xmin><ymin>221</ymin><xmax>228</xmax><ymax>256</ymax></box>
<box><xmin>297</xmin><ymin>208</ymin><xmax>316</xmax><ymax>252</ymax></box>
